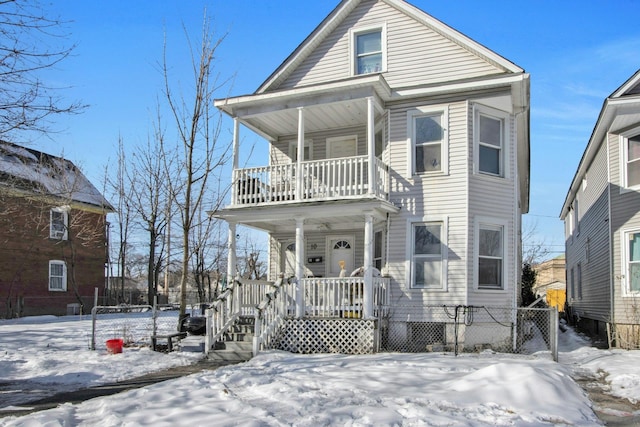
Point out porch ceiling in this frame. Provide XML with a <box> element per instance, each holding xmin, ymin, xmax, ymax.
<box><xmin>215</xmin><ymin>75</ymin><xmax>391</xmax><ymax>140</ymax></box>
<box><xmin>211</xmin><ymin>199</ymin><xmax>399</xmax><ymax>233</ymax></box>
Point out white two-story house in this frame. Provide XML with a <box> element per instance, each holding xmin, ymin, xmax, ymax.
<box><xmin>212</xmin><ymin>0</ymin><xmax>530</xmax><ymax>355</ymax></box>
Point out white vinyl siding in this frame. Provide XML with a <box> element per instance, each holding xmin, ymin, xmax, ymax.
<box><xmin>49</xmin><ymin>260</ymin><xmax>67</xmax><ymax>291</ymax></box>
<box><xmin>275</xmin><ymin>0</ymin><xmax>503</xmax><ymax>91</ymax></box>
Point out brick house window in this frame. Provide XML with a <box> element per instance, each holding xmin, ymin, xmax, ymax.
<box><xmin>50</xmin><ymin>207</ymin><xmax>69</xmax><ymax>240</ymax></box>
<box><xmin>49</xmin><ymin>260</ymin><xmax>67</xmax><ymax>291</ymax></box>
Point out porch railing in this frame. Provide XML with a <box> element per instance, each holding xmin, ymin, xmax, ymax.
<box><xmin>233</xmin><ymin>156</ymin><xmax>389</xmax><ymax>206</ymax></box>
<box><xmin>204</xmin><ymin>277</ymin><xmax>276</xmax><ymax>355</ymax></box>
<box><xmin>252</xmin><ymin>276</ymin><xmax>390</xmax><ymax>355</ymax></box>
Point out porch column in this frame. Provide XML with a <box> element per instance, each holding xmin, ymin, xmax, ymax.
<box><xmin>232</xmin><ymin>118</ymin><xmax>240</xmax><ymax>205</ymax></box>
<box><xmin>295</xmin><ymin>217</ymin><xmax>305</xmax><ymax>318</ymax></box>
<box><xmin>296</xmin><ymin>107</ymin><xmax>305</xmax><ymax>201</ymax></box>
<box><xmin>226</xmin><ymin>221</ymin><xmax>237</xmax><ymax>313</ymax></box>
<box><xmin>367</xmin><ymin>97</ymin><xmax>375</xmax><ymax>196</ymax></box>
<box><xmin>363</xmin><ymin>212</ymin><xmax>374</xmax><ymax>319</ymax></box>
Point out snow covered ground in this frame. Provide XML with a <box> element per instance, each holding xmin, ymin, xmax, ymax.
<box><xmin>1</xmin><ymin>314</ymin><xmax>639</xmax><ymax>426</ymax></box>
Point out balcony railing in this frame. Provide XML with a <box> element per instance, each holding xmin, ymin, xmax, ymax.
<box><xmin>233</xmin><ymin>156</ymin><xmax>389</xmax><ymax>206</ymax></box>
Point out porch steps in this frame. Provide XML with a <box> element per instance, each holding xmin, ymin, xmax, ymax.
<box><xmin>206</xmin><ymin>316</ymin><xmax>255</xmax><ymax>362</ymax></box>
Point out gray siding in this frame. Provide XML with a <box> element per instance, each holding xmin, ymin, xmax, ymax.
<box><xmin>609</xmin><ymin>131</ymin><xmax>640</xmax><ymax>324</ymax></box>
<box><xmin>566</xmin><ymin>136</ymin><xmax>611</xmax><ymax>322</ymax></box>
<box><xmin>277</xmin><ymin>0</ymin><xmax>502</xmax><ymax>91</ymax></box>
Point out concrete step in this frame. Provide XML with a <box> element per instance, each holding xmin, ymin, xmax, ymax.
<box><xmin>207</xmin><ymin>340</ymin><xmax>253</xmax><ymax>362</ymax></box>
<box><xmin>179</xmin><ymin>335</ymin><xmax>205</xmax><ymax>353</ymax></box>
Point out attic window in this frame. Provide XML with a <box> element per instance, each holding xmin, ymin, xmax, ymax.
<box><xmin>352</xmin><ymin>25</ymin><xmax>386</xmax><ymax>75</ymax></box>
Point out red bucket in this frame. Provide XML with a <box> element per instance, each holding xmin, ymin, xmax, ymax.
<box><xmin>106</xmin><ymin>338</ymin><xmax>123</xmax><ymax>354</ymax></box>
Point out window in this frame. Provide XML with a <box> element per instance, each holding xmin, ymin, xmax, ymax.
<box><xmin>474</xmin><ymin>105</ymin><xmax>509</xmax><ymax>177</ymax></box>
<box><xmin>351</xmin><ymin>25</ymin><xmax>385</xmax><ymax>75</ymax></box>
<box><xmin>577</xmin><ymin>263</ymin><xmax>583</xmax><ymax>300</ymax></box>
<box><xmin>288</xmin><ymin>140</ymin><xmax>312</xmax><ymax>162</ymax></box>
<box><xmin>478</xmin><ymin>224</ymin><xmax>503</xmax><ymax>290</ymax></box>
<box><xmin>625</xmin><ymin>134</ymin><xmax>640</xmax><ymax>188</ymax></box>
<box><xmin>50</xmin><ymin>207</ymin><xmax>68</xmax><ymax>240</ymax></box>
<box><xmin>374</xmin><ymin>230</ymin><xmax>384</xmax><ymax>271</ymax></box>
<box><xmin>49</xmin><ymin>260</ymin><xmax>67</xmax><ymax>291</ymax></box>
<box><xmin>570</xmin><ymin>267</ymin><xmax>575</xmax><ymax>299</ymax></box>
<box><xmin>408</xmin><ymin>106</ymin><xmax>448</xmax><ymax>175</ymax></box>
<box><xmin>479</xmin><ymin>115</ymin><xmax>502</xmax><ymax>175</ymax></box>
<box><xmin>411</xmin><ymin>222</ymin><xmax>444</xmax><ymax>289</ymax></box>
<box><xmin>627</xmin><ymin>231</ymin><xmax>640</xmax><ymax>293</ymax></box>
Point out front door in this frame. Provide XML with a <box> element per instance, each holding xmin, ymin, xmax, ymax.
<box><xmin>327</xmin><ymin>236</ymin><xmax>354</xmax><ymax>277</ymax></box>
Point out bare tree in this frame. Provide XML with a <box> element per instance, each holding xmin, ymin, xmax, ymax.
<box><xmin>128</xmin><ymin>115</ymin><xmax>175</xmax><ymax>305</ymax></box>
<box><xmin>237</xmin><ymin>233</ymin><xmax>267</xmax><ymax>280</ymax></box>
<box><xmin>161</xmin><ymin>16</ymin><xmax>232</xmax><ymax>318</ymax></box>
<box><xmin>522</xmin><ymin>219</ymin><xmax>551</xmax><ymax>266</ymax></box>
<box><xmin>106</xmin><ymin>137</ymin><xmax>135</xmax><ymax>303</ymax></box>
<box><xmin>0</xmin><ymin>0</ymin><xmax>85</xmax><ymax>137</ymax></box>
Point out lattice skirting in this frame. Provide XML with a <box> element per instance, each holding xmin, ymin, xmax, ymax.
<box><xmin>272</xmin><ymin>318</ymin><xmax>377</xmax><ymax>354</ymax></box>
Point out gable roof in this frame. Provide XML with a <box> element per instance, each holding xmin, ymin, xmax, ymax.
<box><xmin>257</xmin><ymin>0</ymin><xmax>524</xmax><ymax>94</ymax></box>
<box><xmin>561</xmin><ymin>69</ymin><xmax>640</xmax><ymax>218</ymax></box>
<box><xmin>0</xmin><ymin>141</ymin><xmax>114</xmax><ymax>212</ymax></box>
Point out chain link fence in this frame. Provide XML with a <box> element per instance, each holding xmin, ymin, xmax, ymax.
<box><xmin>90</xmin><ymin>304</ymin><xmax>203</xmax><ymax>351</ymax></box>
<box><xmin>379</xmin><ymin>305</ymin><xmax>558</xmax><ymax>361</ymax></box>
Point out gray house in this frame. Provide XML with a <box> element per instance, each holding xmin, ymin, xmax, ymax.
<box><xmin>210</xmin><ymin>0</ymin><xmax>530</xmax><ymax>355</ymax></box>
<box><xmin>561</xmin><ymin>69</ymin><xmax>640</xmax><ymax>348</ymax></box>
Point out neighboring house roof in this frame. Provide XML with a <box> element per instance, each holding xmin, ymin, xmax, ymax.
<box><xmin>0</xmin><ymin>141</ymin><xmax>114</xmax><ymax>212</ymax></box>
<box><xmin>560</xmin><ymin>69</ymin><xmax>640</xmax><ymax>218</ymax></box>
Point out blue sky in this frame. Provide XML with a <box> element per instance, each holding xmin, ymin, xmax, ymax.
<box><xmin>25</xmin><ymin>0</ymin><xmax>640</xmax><ymax>259</ymax></box>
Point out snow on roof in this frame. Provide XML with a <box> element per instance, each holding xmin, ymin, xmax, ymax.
<box><xmin>0</xmin><ymin>141</ymin><xmax>114</xmax><ymax>211</ymax></box>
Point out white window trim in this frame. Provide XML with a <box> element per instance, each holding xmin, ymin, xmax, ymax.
<box><xmin>473</xmin><ymin>104</ymin><xmax>511</xmax><ymax>179</ymax></box>
<box><xmin>288</xmin><ymin>139</ymin><xmax>313</xmax><ymax>162</ymax></box>
<box><xmin>474</xmin><ymin>216</ymin><xmax>508</xmax><ymax>292</ymax></box>
<box><xmin>49</xmin><ymin>260</ymin><xmax>67</xmax><ymax>292</ymax></box>
<box><xmin>50</xmin><ymin>206</ymin><xmax>69</xmax><ymax>240</ymax></box>
<box><xmin>619</xmin><ymin>127</ymin><xmax>640</xmax><ymax>192</ymax></box>
<box><xmin>349</xmin><ymin>23</ymin><xmax>387</xmax><ymax>76</ymax></box>
<box><xmin>405</xmin><ymin>216</ymin><xmax>448</xmax><ymax>291</ymax></box>
<box><xmin>326</xmin><ymin>135</ymin><xmax>358</xmax><ymax>158</ymax></box>
<box><xmin>406</xmin><ymin>105</ymin><xmax>449</xmax><ymax>177</ymax></box>
<box><xmin>622</xmin><ymin>229</ymin><xmax>640</xmax><ymax>297</ymax></box>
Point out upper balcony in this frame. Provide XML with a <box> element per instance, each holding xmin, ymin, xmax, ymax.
<box><xmin>232</xmin><ymin>155</ymin><xmax>389</xmax><ymax>207</ymax></box>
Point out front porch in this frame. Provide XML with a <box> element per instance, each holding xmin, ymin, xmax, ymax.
<box><xmin>204</xmin><ymin>276</ymin><xmax>390</xmax><ymax>357</ymax></box>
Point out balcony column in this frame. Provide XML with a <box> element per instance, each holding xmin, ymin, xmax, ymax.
<box><xmin>226</xmin><ymin>221</ymin><xmax>237</xmax><ymax>313</ymax></box>
<box><xmin>296</xmin><ymin>107</ymin><xmax>305</xmax><ymax>201</ymax></box>
<box><xmin>232</xmin><ymin>118</ymin><xmax>240</xmax><ymax>205</ymax></box>
<box><xmin>363</xmin><ymin>212</ymin><xmax>374</xmax><ymax>319</ymax></box>
<box><xmin>367</xmin><ymin>97</ymin><xmax>375</xmax><ymax>196</ymax></box>
<box><xmin>295</xmin><ymin>217</ymin><xmax>305</xmax><ymax>318</ymax></box>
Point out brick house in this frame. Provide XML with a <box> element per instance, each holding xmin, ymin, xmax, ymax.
<box><xmin>0</xmin><ymin>142</ymin><xmax>113</xmax><ymax>318</ymax></box>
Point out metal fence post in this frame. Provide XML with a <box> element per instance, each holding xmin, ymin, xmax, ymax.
<box><xmin>551</xmin><ymin>307</ymin><xmax>559</xmax><ymax>362</ymax></box>
<box><xmin>91</xmin><ymin>306</ymin><xmax>97</xmax><ymax>350</ymax></box>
